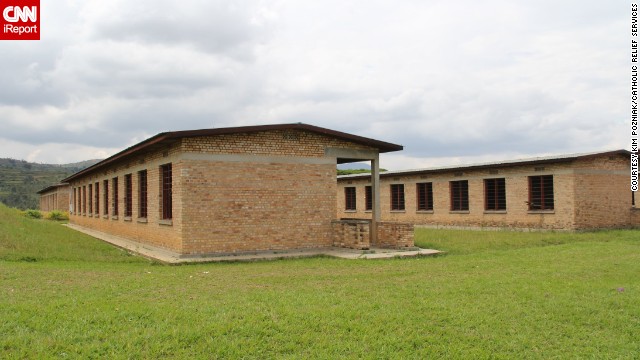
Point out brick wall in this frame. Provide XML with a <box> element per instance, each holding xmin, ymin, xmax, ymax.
<box><xmin>182</xmin><ymin>130</ymin><xmax>377</xmax><ymax>158</ymax></box>
<box><xmin>632</xmin><ymin>208</ymin><xmax>640</xmax><ymax>226</ymax></box>
<box><xmin>331</xmin><ymin>220</ymin><xmax>370</xmax><ymax>249</ymax></box>
<box><xmin>40</xmin><ymin>193</ymin><xmax>56</xmax><ymax>212</ymax></box>
<box><xmin>330</xmin><ymin>220</ymin><xmax>415</xmax><ymax>250</ymax></box>
<box><xmin>573</xmin><ymin>157</ymin><xmax>635</xmax><ymax>229</ymax></box>
<box><xmin>181</xmin><ymin>159</ymin><xmax>336</xmax><ymax>254</ymax></box>
<box><xmin>68</xmin><ymin>128</ymin><xmax>382</xmax><ymax>256</ymax></box>
<box><xmin>377</xmin><ymin>222</ymin><xmax>415</xmax><ymax>248</ymax></box>
<box><xmin>68</xmin><ymin>142</ymin><xmax>183</xmax><ymax>252</ymax></box>
<box><xmin>39</xmin><ymin>186</ymin><xmax>70</xmax><ymax>212</ymax></box>
<box><xmin>338</xmin><ymin>154</ymin><xmax>635</xmax><ymax>230</ymax></box>
<box><xmin>177</xmin><ymin>129</ymin><xmax>376</xmax><ymax>255</ymax></box>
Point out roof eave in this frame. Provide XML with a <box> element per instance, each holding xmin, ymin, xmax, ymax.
<box><xmin>62</xmin><ymin>133</ymin><xmax>172</xmax><ymax>183</ymax></box>
<box><xmin>337</xmin><ymin>149</ymin><xmax>632</xmax><ymax>180</ymax></box>
<box><xmin>62</xmin><ymin>123</ymin><xmax>403</xmax><ymax>182</ymax></box>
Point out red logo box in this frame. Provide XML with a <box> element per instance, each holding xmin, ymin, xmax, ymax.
<box><xmin>1</xmin><ymin>0</ymin><xmax>40</xmax><ymax>40</ymax></box>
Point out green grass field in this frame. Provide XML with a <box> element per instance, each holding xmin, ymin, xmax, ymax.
<box><xmin>1</xmin><ymin>203</ymin><xmax>639</xmax><ymax>359</ymax></box>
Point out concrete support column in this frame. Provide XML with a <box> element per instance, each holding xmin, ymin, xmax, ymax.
<box><xmin>370</xmin><ymin>155</ymin><xmax>381</xmax><ymax>246</ymax></box>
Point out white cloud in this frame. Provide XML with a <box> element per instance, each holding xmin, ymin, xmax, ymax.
<box><xmin>0</xmin><ymin>0</ymin><xmax>630</xmax><ymax>168</ymax></box>
<box><xmin>0</xmin><ymin>138</ymin><xmax>119</xmax><ymax>164</ymax></box>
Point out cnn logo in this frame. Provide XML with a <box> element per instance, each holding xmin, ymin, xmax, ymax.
<box><xmin>1</xmin><ymin>0</ymin><xmax>40</xmax><ymax>40</ymax></box>
<box><xmin>3</xmin><ymin>6</ymin><xmax>37</xmax><ymax>22</ymax></box>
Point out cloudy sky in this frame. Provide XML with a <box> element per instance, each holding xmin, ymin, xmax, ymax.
<box><xmin>0</xmin><ymin>0</ymin><xmax>630</xmax><ymax>169</ymax></box>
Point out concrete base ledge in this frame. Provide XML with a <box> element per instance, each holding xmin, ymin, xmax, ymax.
<box><xmin>416</xmin><ymin>224</ymin><xmax>640</xmax><ymax>232</ymax></box>
<box><xmin>65</xmin><ymin>223</ymin><xmax>185</xmax><ymax>263</ymax></box>
<box><xmin>415</xmin><ymin>224</ymin><xmax>572</xmax><ymax>232</ymax></box>
<box><xmin>64</xmin><ymin>223</ymin><xmax>440</xmax><ymax>264</ymax></box>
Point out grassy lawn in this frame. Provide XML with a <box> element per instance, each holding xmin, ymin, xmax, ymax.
<box><xmin>1</xmin><ymin>203</ymin><xmax>639</xmax><ymax>358</ymax></box>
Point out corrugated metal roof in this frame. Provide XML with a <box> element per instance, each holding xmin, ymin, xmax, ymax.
<box><xmin>338</xmin><ymin>149</ymin><xmax>632</xmax><ymax>180</ymax></box>
<box><xmin>63</xmin><ymin>123</ymin><xmax>403</xmax><ymax>182</ymax></box>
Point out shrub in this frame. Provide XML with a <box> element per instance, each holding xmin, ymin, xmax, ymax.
<box><xmin>24</xmin><ymin>209</ymin><xmax>43</xmax><ymax>219</ymax></box>
<box><xmin>47</xmin><ymin>210</ymin><xmax>69</xmax><ymax>221</ymax></box>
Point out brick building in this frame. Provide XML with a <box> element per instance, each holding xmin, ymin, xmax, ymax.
<box><xmin>337</xmin><ymin>150</ymin><xmax>640</xmax><ymax>230</ymax></box>
<box><xmin>37</xmin><ymin>183</ymin><xmax>70</xmax><ymax>212</ymax></box>
<box><xmin>62</xmin><ymin>124</ymin><xmax>409</xmax><ymax>257</ymax></box>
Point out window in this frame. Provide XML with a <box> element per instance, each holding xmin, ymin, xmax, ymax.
<box><xmin>88</xmin><ymin>184</ymin><xmax>93</xmax><ymax>214</ymax></box>
<box><xmin>365</xmin><ymin>186</ymin><xmax>372</xmax><ymax>211</ymax></box>
<box><xmin>138</xmin><ymin>170</ymin><xmax>148</xmax><ymax>218</ymax></box>
<box><xmin>161</xmin><ymin>164</ymin><xmax>173</xmax><ymax>220</ymax></box>
<box><xmin>73</xmin><ymin>188</ymin><xmax>77</xmax><ymax>214</ymax></box>
<box><xmin>344</xmin><ymin>187</ymin><xmax>356</xmax><ymax>211</ymax></box>
<box><xmin>82</xmin><ymin>186</ymin><xmax>86</xmax><ymax>214</ymax></box>
<box><xmin>484</xmin><ymin>178</ymin><xmax>506</xmax><ymax>211</ymax></box>
<box><xmin>112</xmin><ymin>177</ymin><xmax>119</xmax><ymax>216</ymax></box>
<box><xmin>95</xmin><ymin>182</ymin><xmax>100</xmax><ymax>215</ymax></box>
<box><xmin>391</xmin><ymin>184</ymin><xmax>405</xmax><ymax>211</ymax></box>
<box><xmin>416</xmin><ymin>182</ymin><xmax>433</xmax><ymax>211</ymax></box>
<box><xmin>450</xmin><ymin>180</ymin><xmax>469</xmax><ymax>211</ymax></box>
<box><xmin>124</xmin><ymin>174</ymin><xmax>132</xmax><ymax>217</ymax></box>
<box><xmin>529</xmin><ymin>175</ymin><xmax>554</xmax><ymax>210</ymax></box>
<box><xmin>103</xmin><ymin>180</ymin><xmax>109</xmax><ymax>215</ymax></box>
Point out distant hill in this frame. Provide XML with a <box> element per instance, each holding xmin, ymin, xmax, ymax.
<box><xmin>336</xmin><ymin>162</ymin><xmax>387</xmax><ymax>176</ymax></box>
<box><xmin>337</xmin><ymin>162</ymin><xmax>372</xmax><ymax>170</ymax></box>
<box><xmin>59</xmin><ymin>159</ymin><xmax>102</xmax><ymax>169</ymax></box>
<box><xmin>0</xmin><ymin>158</ymin><xmax>102</xmax><ymax>210</ymax></box>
